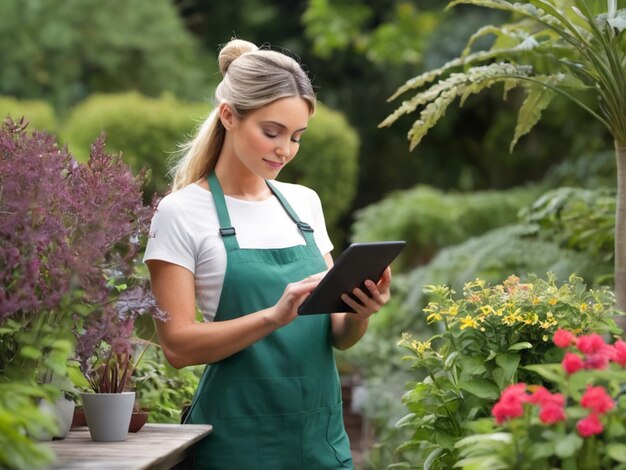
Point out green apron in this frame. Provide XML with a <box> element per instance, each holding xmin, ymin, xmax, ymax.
<box><xmin>185</xmin><ymin>172</ymin><xmax>353</xmax><ymax>469</ymax></box>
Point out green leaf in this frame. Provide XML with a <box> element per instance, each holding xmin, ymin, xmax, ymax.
<box><xmin>495</xmin><ymin>353</ymin><xmax>520</xmax><ymax>383</ymax></box>
<box><xmin>607</xmin><ymin>443</ymin><xmax>626</xmax><ymax>463</ymax></box>
<box><xmin>19</xmin><ymin>346</ymin><xmax>42</xmax><ymax>360</ymax></box>
<box><xmin>424</xmin><ymin>447</ymin><xmax>443</xmax><ymax>470</ymax></box>
<box><xmin>554</xmin><ymin>432</ymin><xmax>583</xmax><ymax>458</ymax></box>
<box><xmin>507</xmin><ymin>342</ymin><xmax>532</xmax><ymax>351</ymax></box>
<box><xmin>511</xmin><ymin>82</ymin><xmax>555</xmax><ymax>151</ymax></box>
<box><xmin>459</xmin><ymin>379</ymin><xmax>500</xmax><ymax>399</ymax></box>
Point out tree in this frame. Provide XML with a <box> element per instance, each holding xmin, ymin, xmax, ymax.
<box><xmin>381</xmin><ymin>0</ymin><xmax>626</xmax><ymax>314</ymax></box>
<box><xmin>0</xmin><ymin>0</ymin><xmax>211</xmax><ymax>111</ymax></box>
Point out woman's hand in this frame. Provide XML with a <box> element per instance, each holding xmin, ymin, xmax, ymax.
<box><xmin>267</xmin><ymin>271</ymin><xmax>327</xmax><ymax>326</ymax></box>
<box><xmin>331</xmin><ymin>266</ymin><xmax>392</xmax><ymax>350</ymax></box>
<box><xmin>340</xmin><ymin>266</ymin><xmax>392</xmax><ymax>322</ymax></box>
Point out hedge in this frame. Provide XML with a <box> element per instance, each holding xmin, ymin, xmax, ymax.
<box><xmin>0</xmin><ymin>96</ymin><xmax>57</xmax><ymax>133</ymax></box>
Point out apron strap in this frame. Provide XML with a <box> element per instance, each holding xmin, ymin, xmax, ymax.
<box><xmin>208</xmin><ymin>172</ymin><xmax>240</xmax><ymax>251</ymax></box>
<box><xmin>266</xmin><ymin>180</ymin><xmax>317</xmax><ymax>247</ymax></box>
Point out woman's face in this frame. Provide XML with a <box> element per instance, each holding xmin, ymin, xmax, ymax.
<box><xmin>226</xmin><ymin>96</ymin><xmax>310</xmax><ymax>179</ymax></box>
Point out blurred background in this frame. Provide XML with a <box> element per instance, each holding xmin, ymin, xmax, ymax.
<box><xmin>1</xmin><ymin>1</ymin><xmax>617</xmax><ymax>467</ymax></box>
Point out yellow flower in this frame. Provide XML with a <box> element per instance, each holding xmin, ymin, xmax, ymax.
<box><xmin>447</xmin><ymin>305</ymin><xmax>459</xmax><ymax>317</ymax></box>
<box><xmin>580</xmin><ymin>303</ymin><xmax>588</xmax><ymax>312</ymax></box>
<box><xmin>479</xmin><ymin>305</ymin><xmax>496</xmax><ymax>316</ymax></box>
<box><xmin>415</xmin><ymin>340</ymin><xmax>431</xmax><ymax>354</ymax></box>
<box><xmin>548</xmin><ymin>298</ymin><xmax>557</xmax><ymax>305</ymax></box>
<box><xmin>427</xmin><ymin>312</ymin><xmax>442</xmax><ymax>323</ymax></box>
<box><xmin>522</xmin><ymin>313</ymin><xmax>539</xmax><ymax>325</ymax></box>
<box><xmin>459</xmin><ymin>315</ymin><xmax>479</xmax><ymax>330</ymax></box>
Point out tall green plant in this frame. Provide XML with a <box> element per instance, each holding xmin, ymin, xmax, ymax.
<box><xmin>381</xmin><ymin>0</ymin><xmax>626</xmax><ymax>313</ymax></box>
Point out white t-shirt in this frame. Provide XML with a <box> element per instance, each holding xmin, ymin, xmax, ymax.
<box><xmin>143</xmin><ymin>181</ymin><xmax>334</xmax><ymax>321</ymax></box>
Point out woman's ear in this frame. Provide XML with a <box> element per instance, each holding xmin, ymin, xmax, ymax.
<box><xmin>219</xmin><ymin>103</ymin><xmax>236</xmax><ymax>130</ymax></box>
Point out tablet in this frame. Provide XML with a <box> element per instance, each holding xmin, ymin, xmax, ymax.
<box><xmin>298</xmin><ymin>241</ymin><xmax>406</xmax><ymax>315</ymax></box>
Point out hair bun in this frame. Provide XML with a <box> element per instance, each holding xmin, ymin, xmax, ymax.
<box><xmin>218</xmin><ymin>39</ymin><xmax>258</xmax><ymax>75</ymax></box>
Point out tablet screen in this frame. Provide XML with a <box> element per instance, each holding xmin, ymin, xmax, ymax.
<box><xmin>298</xmin><ymin>241</ymin><xmax>406</xmax><ymax>315</ymax></box>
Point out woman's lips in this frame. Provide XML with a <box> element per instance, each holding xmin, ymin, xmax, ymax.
<box><xmin>263</xmin><ymin>159</ymin><xmax>284</xmax><ymax>169</ymax></box>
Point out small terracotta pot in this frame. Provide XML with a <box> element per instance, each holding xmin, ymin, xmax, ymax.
<box><xmin>128</xmin><ymin>411</ymin><xmax>149</xmax><ymax>433</ymax></box>
<box><xmin>71</xmin><ymin>407</ymin><xmax>87</xmax><ymax>429</ymax></box>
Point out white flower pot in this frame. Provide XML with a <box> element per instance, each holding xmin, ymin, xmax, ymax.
<box><xmin>38</xmin><ymin>396</ymin><xmax>76</xmax><ymax>440</ymax></box>
<box><xmin>81</xmin><ymin>391</ymin><xmax>135</xmax><ymax>442</ymax></box>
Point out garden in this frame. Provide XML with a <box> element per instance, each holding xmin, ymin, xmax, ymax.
<box><xmin>2</xmin><ymin>1</ymin><xmax>626</xmax><ymax>469</ymax></box>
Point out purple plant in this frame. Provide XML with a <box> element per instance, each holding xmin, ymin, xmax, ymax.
<box><xmin>0</xmin><ymin>118</ymin><xmax>167</xmax><ymax>390</ymax></box>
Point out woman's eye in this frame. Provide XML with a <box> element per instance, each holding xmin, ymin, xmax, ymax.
<box><xmin>291</xmin><ymin>138</ymin><xmax>301</xmax><ymax>144</ymax></box>
<box><xmin>263</xmin><ymin>131</ymin><xmax>278</xmax><ymax>138</ymax></box>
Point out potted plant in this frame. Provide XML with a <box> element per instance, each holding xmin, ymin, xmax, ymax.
<box><xmin>75</xmin><ymin>279</ymin><xmax>167</xmax><ymax>442</ymax></box>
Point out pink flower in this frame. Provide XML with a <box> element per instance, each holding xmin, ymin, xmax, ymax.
<box><xmin>528</xmin><ymin>386</ymin><xmax>565</xmax><ymax>407</ymax></box>
<box><xmin>576</xmin><ymin>333</ymin><xmax>608</xmax><ymax>355</ymax></box>
<box><xmin>577</xmin><ymin>413</ymin><xmax>604</xmax><ymax>437</ymax></box>
<box><xmin>562</xmin><ymin>352</ymin><xmax>584</xmax><ymax>374</ymax></box>
<box><xmin>553</xmin><ymin>329</ymin><xmax>576</xmax><ymax>348</ymax></box>
<box><xmin>539</xmin><ymin>403</ymin><xmax>566</xmax><ymax>424</ymax></box>
<box><xmin>611</xmin><ymin>340</ymin><xmax>626</xmax><ymax>367</ymax></box>
<box><xmin>492</xmin><ymin>383</ymin><xmax>529</xmax><ymax>424</ymax></box>
<box><xmin>584</xmin><ymin>352</ymin><xmax>610</xmax><ymax>370</ymax></box>
<box><xmin>580</xmin><ymin>385</ymin><xmax>615</xmax><ymax>415</ymax></box>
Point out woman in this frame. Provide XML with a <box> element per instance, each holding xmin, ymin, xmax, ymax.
<box><xmin>144</xmin><ymin>38</ymin><xmax>392</xmax><ymax>469</ymax></box>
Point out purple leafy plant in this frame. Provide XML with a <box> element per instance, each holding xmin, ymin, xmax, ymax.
<box><xmin>0</xmin><ymin>117</ymin><xmax>167</xmax><ymax>391</ymax></box>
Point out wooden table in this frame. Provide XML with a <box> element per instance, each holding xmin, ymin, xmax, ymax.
<box><xmin>47</xmin><ymin>423</ymin><xmax>212</xmax><ymax>470</ymax></box>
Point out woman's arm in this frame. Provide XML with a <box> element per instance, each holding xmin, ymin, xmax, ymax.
<box><xmin>147</xmin><ymin>259</ymin><xmax>324</xmax><ymax>368</ymax></box>
<box><xmin>326</xmin><ymin>253</ymin><xmax>392</xmax><ymax>350</ymax></box>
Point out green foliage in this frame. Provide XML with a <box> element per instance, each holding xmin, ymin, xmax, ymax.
<box><xmin>405</xmin><ymin>224</ymin><xmax>612</xmax><ymax>314</ymax></box>
<box><xmin>303</xmin><ymin>0</ymin><xmax>440</xmax><ymax>65</ymax></box>
<box><xmin>0</xmin><ymin>383</ymin><xmax>58</xmax><ymax>470</ymax></box>
<box><xmin>395</xmin><ymin>273</ymin><xmax>622</xmax><ymax>469</ymax></box>
<box><xmin>61</xmin><ymin>92</ymin><xmax>210</xmax><ymax>200</ymax></box>
<box><xmin>279</xmin><ymin>103</ymin><xmax>359</xmax><ymax>241</ymax></box>
<box><xmin>133</xmin><ymin>347</ymin><xmax>202</xmax><ymax>424</ymax></box>
<box><xmin>0</xmin><ymin>97</ymin><xmax>57</xmax><ymax>133</ymax></box>
<box><xmin>384</xmin><ymin>0</ymin><xmax>626</xmax><ymax>148</ymax></box>
<box><xmin>0</xmin><ymin>0</ymin><xmax>211</xmax><ymax>111</ymax></box>
<box><xmin>351</xmin><ymin>184</ymin><xmax>540</xmax><ymax>270</ymax></box>
<box><xmin>521</xmin><ymin>186</ymin><xmax>616</xmax><ymax>263</ymax></box>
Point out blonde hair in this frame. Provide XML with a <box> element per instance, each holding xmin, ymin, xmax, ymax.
<box><xmin>171</xmin><ymin>39</ymin><xmax>316</xmax><ymax>191</ymax></box>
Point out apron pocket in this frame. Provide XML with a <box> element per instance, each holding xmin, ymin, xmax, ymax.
<box><xmin>325</xmin><ymin>403</ymin><xmax>353</xmax><ymax>468</ymax></box>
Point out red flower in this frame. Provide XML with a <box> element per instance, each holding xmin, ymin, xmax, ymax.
<box><xmin>539</xmin><ymin>403</ymin><xmax>566</xmax><ymax>424</ymax></box>
<box><xmin>577</xmin><ymin>413</ymin><xmax>603</xmax><ymax>437</ymax></box>
<box><xmin>581</xmin><ymin>385</ymin><xmax>615</xmax><ymax>415</ymax></box>
<box><xmin>562</xmin><ymin>352</ymin><xmax>584</xmax><ymax>374</ymax></box>
<box><xmin>528</xmin><ymin>386</ymin><xmax>565</xmax><ymax>407</ymax></box>
<box><xmin>492</xmin><ymin>383</ymin><xmax>529</xmax><ymax>424</ymax></box>
<box><xmin>553</xmin><ymin>329</ymin><xmax>576</xmax><ymax>348</ymax></box>
<box><xmin>576</xmin><ymin>333</ymin><xmax>608</xmax><ymax>355</ymax></box>
<box><xmin>584</xmin><ymin>352</ymin><xmax>610</xmax><ymax>370</ymax></box>
<box><xmin>611</xmin><ymin>340</ymin><xmax>626</xmax><ymax>367</ymax></box>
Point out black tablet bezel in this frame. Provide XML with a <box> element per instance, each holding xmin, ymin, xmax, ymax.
<box><xmin>297</xmin><ymin>241</ymin><xmax>406</xmax><ymax>315</ymax></box>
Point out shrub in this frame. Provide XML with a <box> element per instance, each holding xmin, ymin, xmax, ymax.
<box><xmin>60</xmin><ymin>92</ymin><xmax>209</xmax><ymax>200</ymax></box>
<box><xmin>0</xmin><ymin>97</ymin><xmax>57</xmax><ymax>133</ymax></box>
<box><xmin>395</xmin><ymin>274</ymin><xmax>622</xmax><ymax>469</ymax></box>
<box><xmin>351</xmin><ymin>185</ymin><xmax>540</xmax><ymax>270</ymax></box>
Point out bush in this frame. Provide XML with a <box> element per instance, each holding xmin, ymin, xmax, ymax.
<box><xmin>404</xmin><ymin>224</ymin><xmax>612</xmax><ymax>315</ymax></box>
<box><xmin>279</xmin><ymin>103</ymin><xmax>359</xmax><ymax>242</ymax></box>
<box><xmin>351</xmin><ymin>185</ymin><xmax>540</xmax><ymax>270</ymax></box>
<box><xmin>0</xmin><ymin>96</ymin><xmax>57</xmax><ymax>133</ymax></box>
<box><xmin>60</xmin><ymin>92</ymin><xmax>209</xmax><ymax>200</ymax></box>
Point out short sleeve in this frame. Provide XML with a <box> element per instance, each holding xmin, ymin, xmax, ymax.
<box><xmin>143</xmin><ymin>196</ymin><xmax>196</xmax><ymax>274</ymax></box>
